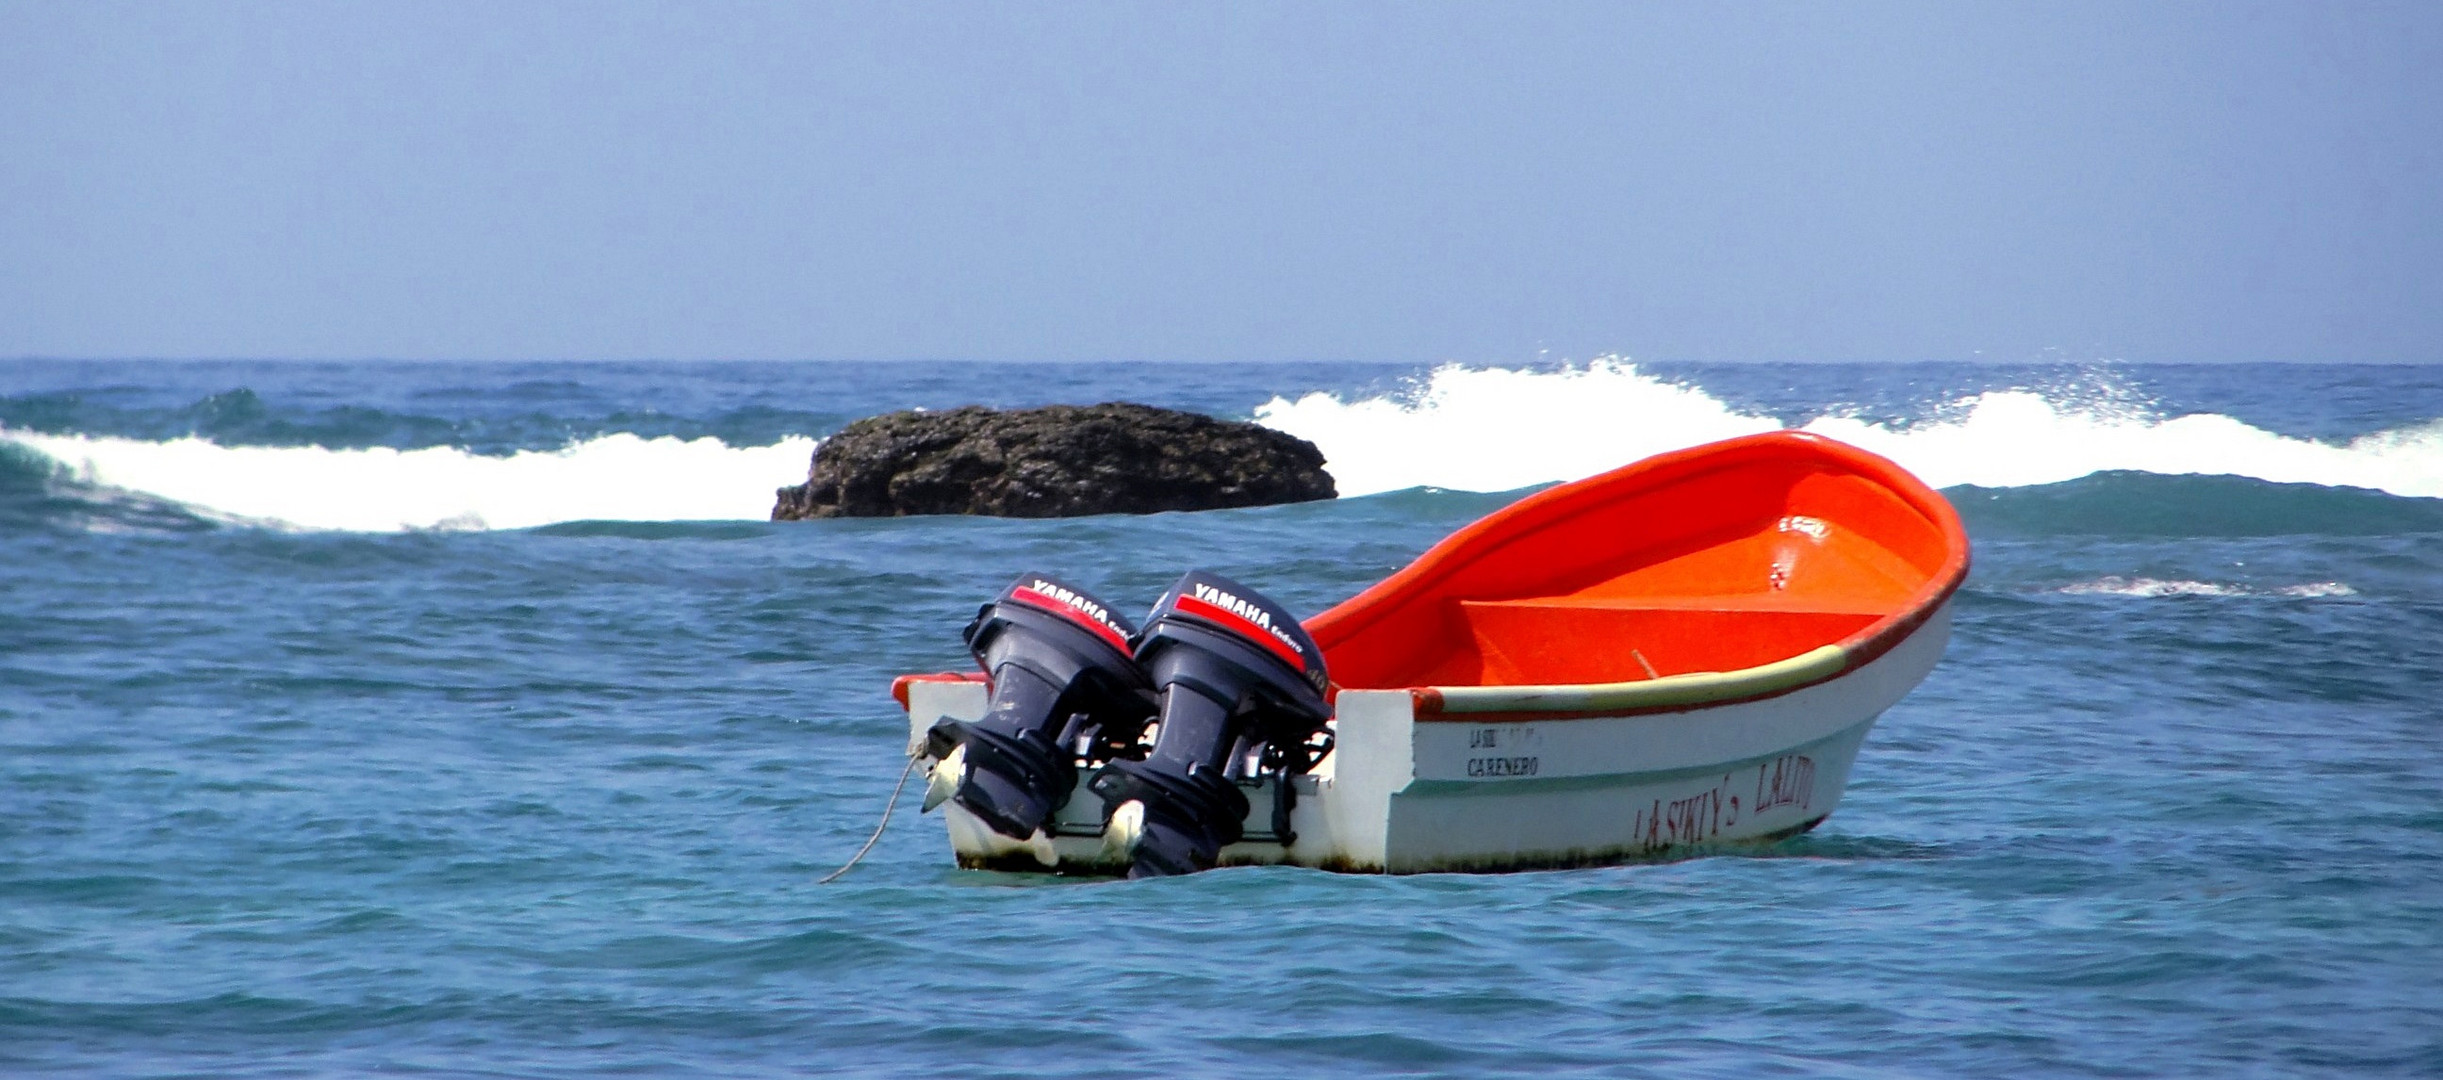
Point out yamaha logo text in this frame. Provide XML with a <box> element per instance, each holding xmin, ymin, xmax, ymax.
<box><xmin>1028</xmin><ymin>578</ymin><xmax>1120</xmax><ymax>632</ymax></box>
<box><xmin>1190</xmin><ymin>582</ymin><xmax>1306</xmax><ymax>661</ymax></box>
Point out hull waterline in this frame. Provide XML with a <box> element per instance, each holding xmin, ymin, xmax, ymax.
<box><xmin>902</xmin><ymin>601</ymin><xmax>1948</xmax><ymax>875</ymax></box>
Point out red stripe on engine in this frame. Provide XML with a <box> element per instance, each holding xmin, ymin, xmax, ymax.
<box><xmin>1010</xmin><ymin>587</ymin><xmax>1131</xmax><ymax>655</ymax></box>
<box><xmin>1176</xmin><ymin>593</ymin><xmax>1307</xmax><ymax>671</ymax></box>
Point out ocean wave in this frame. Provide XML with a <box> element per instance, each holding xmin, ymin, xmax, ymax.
<box><xmin>9</xmin><ymin>361</ymin><xmax>2443</xmax><ymax>533</ymax></box>
<box><xmin>0</xmin><ymin>383</ymin><xmax>852</xmax><ymax>456</ymax></box>
<box><xmin>1949</xmin><ymin>471</ymin><xmax>2443</xmax><ymax>538</ymax></box>
<box><xmin>1</xmin><ymin>430</ymin><xmax>816</xmax><ymax>532</ymax></box>
<box><xmin>1253</xmin><ymin>361</ymin><xmax>2443</xmax><ymax>499</ymax></box>
<box><xmin>0</xmin><ymin>440</ymin><xmax>223</xmax><ymax>533</ymax></box>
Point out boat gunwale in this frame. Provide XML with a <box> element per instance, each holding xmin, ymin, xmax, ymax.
<box><xmin>1305</xmin><ymin>431</ymin><xmax>1970</xmax><ymax>721</ymax></box>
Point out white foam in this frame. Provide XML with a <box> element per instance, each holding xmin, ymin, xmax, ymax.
<box><xmin>2276</xmin><ymin>582</ymin><xmax>2359</xmax><ymax>598</ymax></box>
<box><xmin>1253</xmin><ymin>362</ymin><xmax>1776</xmax><ymax>497</ymax></box>
<box><xmin>2057</xmin><ymin>577</ymin><xmax>2248</xmax><ymax>598</ymax></box>
<box><xmin>4</xmin><ymin>430</ymin><xmax>817</xmax><ymax>532</ymax></box>
<box><xmin>2056</xmin><ymin>577</ymin><xmax>2358</xmax><ymax>599</ymax></box>
<box><xmin>1809</xmin><ymin>394</ymin><xmax>2443</xmax><ymax>496</ymax></box>
<box><xmin>1254</xmin><ymin>361</ymin><xmax>2443</xmax><ymax>499</ymax></box>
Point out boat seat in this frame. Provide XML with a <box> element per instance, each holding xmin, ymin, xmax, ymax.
<box><xmin>1448</xmin><ymin>597</ymin><xmax>1887</xmax><ymax>687</ymax></box>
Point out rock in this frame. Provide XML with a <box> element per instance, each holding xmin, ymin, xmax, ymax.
<box><xmin>773</xmin><ymin>403</ymin><xmax>1336</xmax><ymax>520</ymax></box>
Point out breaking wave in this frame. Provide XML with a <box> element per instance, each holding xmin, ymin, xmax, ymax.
<box><xmin>1</xmin><ymin>430</ymin><xmax>816</xmax><ymax>532</ymax></box>
<box><xmin>1254</xmin><ymin>361</ymin><xmax>2443</xmax><ymax>499</ymax></box>
<box><xmin>7</xmin><ymin>360</ymin><xmax>2442</xmax><ymax>533</ymax></box>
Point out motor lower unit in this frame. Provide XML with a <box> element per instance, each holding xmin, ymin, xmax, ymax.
<box><xmin>1091</xmin><ymin>570</ymin><xmax>1333</xmax><ymax>878</ymax></box>
<box><xmin>921</xmin><ymin>573</ymin><xmax>1153</xmax><ymax>847</ymax></box>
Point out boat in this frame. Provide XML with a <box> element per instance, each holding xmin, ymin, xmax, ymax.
<box><xmin>892</xmin><ymin>430</ymin><xmax>1970</xmax><ymax>875</ymax></box>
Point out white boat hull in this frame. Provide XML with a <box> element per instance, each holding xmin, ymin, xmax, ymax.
<box><xmin>904</xmin><ymin>601</ymin><xmax>1950</xmax><ymax>875</ymax></box>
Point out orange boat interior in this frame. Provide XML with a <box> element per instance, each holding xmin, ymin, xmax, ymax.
<box><xmin>1304</xmin><ymin>432</ymin><xmax>1970</xmax><ymax>691</ymax></box>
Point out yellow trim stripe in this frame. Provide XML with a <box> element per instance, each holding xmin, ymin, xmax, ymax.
<box><xmin>1422</xmin><ymin>645</ymin><xmax>1851</xmax><ymax>714</ymax></box>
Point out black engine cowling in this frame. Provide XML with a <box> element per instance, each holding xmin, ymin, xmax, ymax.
<box><xmin>922</xmin><ymin>574</ymin><xmax>1154</xmax><ymax>843</ymax></box>
<box><xmin>1089</xmin><ymin>570</ymin><xmax>1332</xmax><ymax>878</ymax></box>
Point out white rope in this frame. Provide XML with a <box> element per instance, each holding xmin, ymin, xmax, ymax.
<box><xmin>818</xmin><ymin>753</ymin><xmax>921</xmax><ymax>885</ymax></box>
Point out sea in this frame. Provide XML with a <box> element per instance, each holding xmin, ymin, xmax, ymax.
<box><xmin>3</xmin><ymin>358</ymin><xmax>2439</xmax><ymax>1078</ymax></box>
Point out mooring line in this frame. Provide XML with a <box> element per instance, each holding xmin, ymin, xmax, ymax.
<box><xmin>818</xmin><ymin>753</ymin><xmax>920</xmax><ymax>885</ymax></box>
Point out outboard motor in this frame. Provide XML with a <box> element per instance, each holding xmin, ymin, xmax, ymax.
<box><xmin>1090</xmin><ymin>570</ymin><xmax>1332</xmax><ymax>878</ymax></box>
<box><xmin>922</xmin><ymin>574</ymin><xmax>1154</xmax><ymax>847</ymax></box>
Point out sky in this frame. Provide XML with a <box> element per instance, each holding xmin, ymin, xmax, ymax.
<box><xmin>3</xmin><ymin>2</ymin><xmax>2439</xmax><ymax>364</ymax></box>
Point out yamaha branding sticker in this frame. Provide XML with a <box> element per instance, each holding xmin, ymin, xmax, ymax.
<box><xmin>1009</xmin><ymin>578</ymin><xmax>1131</xmax><ymax>654</ymax></box>
<box><xmin>1175</xmin><ymin>580</ymin><xmax>1314</xmax><ymax>677</ymax></box>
